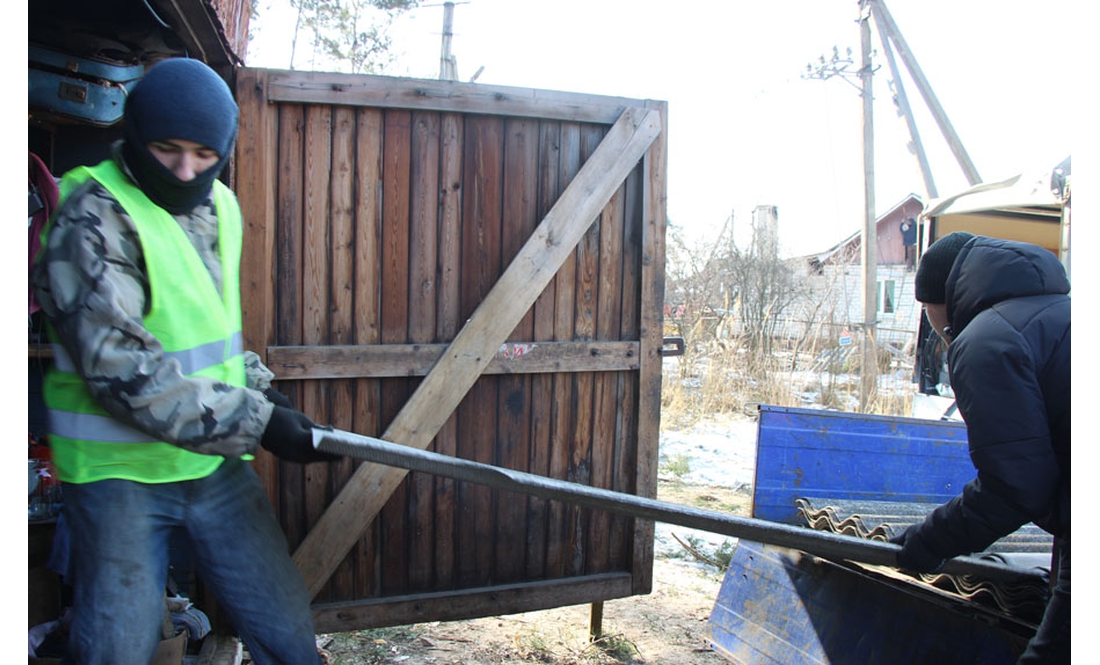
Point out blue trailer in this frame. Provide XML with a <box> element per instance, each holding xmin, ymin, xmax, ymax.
<box><xmin>707</xmin><ymin>405</ymin><xmax>1052</xmax><ymax>664</ymax></box>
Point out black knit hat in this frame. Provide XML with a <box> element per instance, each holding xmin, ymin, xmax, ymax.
<box><xmin>120</xmin><ymin>58</ymin><xmax>239</xmax><ymax>214</ymax></box>
<box><xmin>915</xmin><ymin>231</ymin><xmax>975</xmax><ymax>303</ymax></box>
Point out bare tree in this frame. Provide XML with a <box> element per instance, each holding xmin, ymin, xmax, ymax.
<box><xmin>666</xmin><ymin>214</ymin><xmax>800</xmax><ymax>357</ymax></box>
<box><xmin>722</xmin><ymin>239</ymin><xmax>798</xmax><ymax>356</ymax></box>
<box><xmin>664</xmin><ymin>216</ymin><xmax>732</xmax><ymax>343</ymax></box>
<box><xmin>288</xmin><ymin>0</ymin><xmax>419</xmax><ymax>73</ymax></box>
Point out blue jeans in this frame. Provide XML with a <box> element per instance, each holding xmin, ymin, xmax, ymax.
<box><xmin>60</xmin><ymin>458</ymin><xmax>321</xmax><ymax>665</ymax></box>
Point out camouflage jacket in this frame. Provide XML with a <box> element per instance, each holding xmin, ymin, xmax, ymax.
<box><xmin>32</xmin><ymin>145</ymin><xmax>274</xmax><ymax>458</ymax></box>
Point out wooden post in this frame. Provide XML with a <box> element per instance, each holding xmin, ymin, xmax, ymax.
<box><xmin>589</xmin><ymin>600</ymin><xmax>604</xmax><ymax>641</ymax></box>
<box><xmin>859</xmin><ymin>1</ymin><xmax>878</xmax><ymax>412</ymax></box>
<box><xmin>439</xmin><ymin>2</ymin><xmax>457</xmax><ymax>81</ymax></box>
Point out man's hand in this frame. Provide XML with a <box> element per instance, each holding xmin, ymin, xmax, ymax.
<box><xmin>260</xmin><ymin>406</ymin><xmax>341</xmax><ymax>464</ymax></box>
<box><xmin>890</xmin><ymin>524</ymin><xmax>946</xmax><ymax>573</ymax></box>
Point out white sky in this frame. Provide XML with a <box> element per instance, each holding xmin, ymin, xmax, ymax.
<box><xmin>248</xmin><ymin>0</ymin><xmax>1081</xmax><ymax>258</ymax></box>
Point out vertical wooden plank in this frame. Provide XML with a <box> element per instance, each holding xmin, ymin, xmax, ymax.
<box><xmin>632</xmin><ymin>100</ymin><xmax>669</xmax><ymax>594</ymax></box>
<box><xmin>524</xmin><ymin>120</ymin><xmax>561</xmax><ymax>580</ymax></box>
<box><xmin>564</xmin><ymin>123</ymin><xmax>605</xmax><ymax>576</ymax></box>
<box><xmin>379</xmin><ymin>109</ymin><xmax>413</xmax><ymax>596</ymax></box>
<box><xmin>353</xmin><ymin>106</ymin><xmax>385</xmax><ymax>599</ymax></box>
<box><xmin>327</xmin><ymin>105</ymin><xmax>357</xmax><ymax>600</ymax></box>
<box><xmin>274</xmin><ymin>103</ymin><xmax>306</xmax><ymax>548</ymax></box>
<box><xmin>493</xmin><ymin>116</ymin><xmax>539</xmax><ymax>584</ymax></box>
<box><xmin>544</xmin><ymin>121</ymin><xmax>581</xmax><ymax>579</ymax></box>
<box><xmin>455</xmin><ymin>115</ymin><xmax>504</xmax><ymax>588</ymax></box>
<box><xmin>433</xmin><ymin>112</ymin><xmax>463</xmax><ymax>589</ymax></box>
<box><xmin>233</xmin><ymin>68</ymin><xmax>278</xmax><ymax>507</ymax></box>
<box><xmin>301</xmin><ymin>104</ymin><xmax>334</xmax><ymax>599</ymax></box>
<box><xmin>407</xmin><ymin>110</ymin><xmax>441</xmax><ymax>592</ymax></box>
<box><xmin>588</xmin><ymin>169</ymin><xmax>625</xmax><ymax>575</ymax></box>
<box><xmin>610</xmin><ymin>162</ymin><xmax>644</xmax><ymax>570</ymax></box>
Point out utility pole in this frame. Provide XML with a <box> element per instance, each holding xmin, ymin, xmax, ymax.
<box><xmin>857</xmin><ymin>0</ymin><xmax>878</xmax><ymax>412</ymax></box>
<box><xmin>802</xmin><ymin>2</ymin><xmax>879</xmax><ymax>412</ymax></box>
<box><xmin>439</xmin><ymin>1</ymin><xmax>458</xmax><ymax>80</ymax></box>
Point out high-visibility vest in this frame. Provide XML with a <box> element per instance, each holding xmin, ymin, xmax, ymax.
<box><xmin>43</xmin><ymin>159</ymin><xmax>245</xmax><ymax>484</ymax></box>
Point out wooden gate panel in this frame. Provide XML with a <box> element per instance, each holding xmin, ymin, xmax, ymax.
<box><xmin>236</xmin><ymin>68</ymin><xmax>666</xmax><ymax>625</ymax></box>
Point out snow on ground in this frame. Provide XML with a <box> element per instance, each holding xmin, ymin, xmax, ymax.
<box><xmin>658</xmin><ymin>415</ymin><xmax>758</xmax><ymax>489</ymax></box>
<box><xmin>654</xmin><ymin>415</ymin><xmax>759</xmax><ymax>558</ymax></box>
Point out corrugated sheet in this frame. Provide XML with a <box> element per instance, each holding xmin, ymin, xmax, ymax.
<box><xmin>795</xmin><ymin>496</ymin><xmax>1052</xmax><ymax>624</ymax></box>
<box><xmin>795</xmin><ymin>497</ymin><xmax>1054</xmax><ymax>553</ymax></box>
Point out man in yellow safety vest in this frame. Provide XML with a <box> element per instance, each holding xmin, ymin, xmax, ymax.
<box><xmin>33</xmin><ymin>57</ymin><xmax>337</xmax><ymax>665</ymax></box>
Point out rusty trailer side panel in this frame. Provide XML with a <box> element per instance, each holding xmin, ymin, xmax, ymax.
<box><xmin>234</xmin><ymin>68</ymin><xmax>667</xmax><ymax>631</ymax></box>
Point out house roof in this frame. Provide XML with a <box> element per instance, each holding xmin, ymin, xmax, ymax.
<box><xmin>799</xmin><ymin>192</ymin><xmax>924</xmax><ymax>264</ymax></box>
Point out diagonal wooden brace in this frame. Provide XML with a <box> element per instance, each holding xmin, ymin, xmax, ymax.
<box><xmin>293</xmin><ymin>107</ymin><xmax>662</xmax><ymax>598</ymax></box>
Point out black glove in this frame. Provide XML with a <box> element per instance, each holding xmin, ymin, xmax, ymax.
<box><xmin>263</xmin><ymin>387</ymin><xmax>293</xmax><ymax>408</ymax></box>
<box><xmin>260</xmin><ymin>406</ymin><xmax>340</xmax><ymax>464</ymax></box>
<box><xmin>890</xmin><ymin>524</ymin><xmax>946</xmax><ymax>574</ymax></box>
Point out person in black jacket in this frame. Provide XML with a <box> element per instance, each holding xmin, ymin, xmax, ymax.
<box><xmin>892</xmin><ymin>231</ymin><xmax>1071</xmax><ymax>663</ymax></box>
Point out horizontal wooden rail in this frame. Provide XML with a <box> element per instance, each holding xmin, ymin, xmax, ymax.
<box><xmin>267</xmin><ymin>340</ymin><xmax>641</xmax><ymax>379</ymax></box>
<box><xmin>311</xmin><ymin>572</ymin><xmax>632</xmax><ymax>633</ymax></box>
<box><xmin>263</xmin><ymin>68</ymin><xmax>646</xmax><ymax>124</ymax></box>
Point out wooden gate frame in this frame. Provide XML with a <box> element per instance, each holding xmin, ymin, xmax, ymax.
<box><xmin>235</xmin><ymin>68</ymin><xmax>668</xmax><ymax>613</ymax></box>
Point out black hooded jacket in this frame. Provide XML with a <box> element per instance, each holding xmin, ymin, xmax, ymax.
<box><xmin>915</xmin><ymin>236</ymin><xmax>1070</xmax><ymax>559</ymax></box>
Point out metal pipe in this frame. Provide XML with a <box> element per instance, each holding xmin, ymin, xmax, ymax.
<box><xmin>313</xmin><ymin>428</ymin><xmax>1046</xmax><ymax>584</ymax></box>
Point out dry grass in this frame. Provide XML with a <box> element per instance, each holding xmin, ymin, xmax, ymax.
<box><xmin>660</xmin><ymin>329</ymin><xmax>918</xmax><ymax>430</ymax></box>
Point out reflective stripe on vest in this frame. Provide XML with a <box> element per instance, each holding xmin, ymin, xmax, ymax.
<box><xmin>44</xmin><ymin>159</ymin><xmax>245</xmax><ymax>484</ymax></box>
<box><xmin>49</xmin><ymin>334</ymin><xmax>243</xmax><ymax>376</ymax></box>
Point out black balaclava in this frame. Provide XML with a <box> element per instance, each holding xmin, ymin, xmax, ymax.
<box><xmin>120</xmin><ymin>58</ymin><xmax>239</xmax><ymax>215</ymax></box>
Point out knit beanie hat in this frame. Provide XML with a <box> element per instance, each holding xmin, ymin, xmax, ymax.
<box><xmin>120</xmin><ymin>58</ymin><xmax>239</xmax><ymax>214</ymax></box>
<box><xmin>915</xmin><ymin>231</ymin><xmax>975</xmax><ymax>303</ymax></box>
